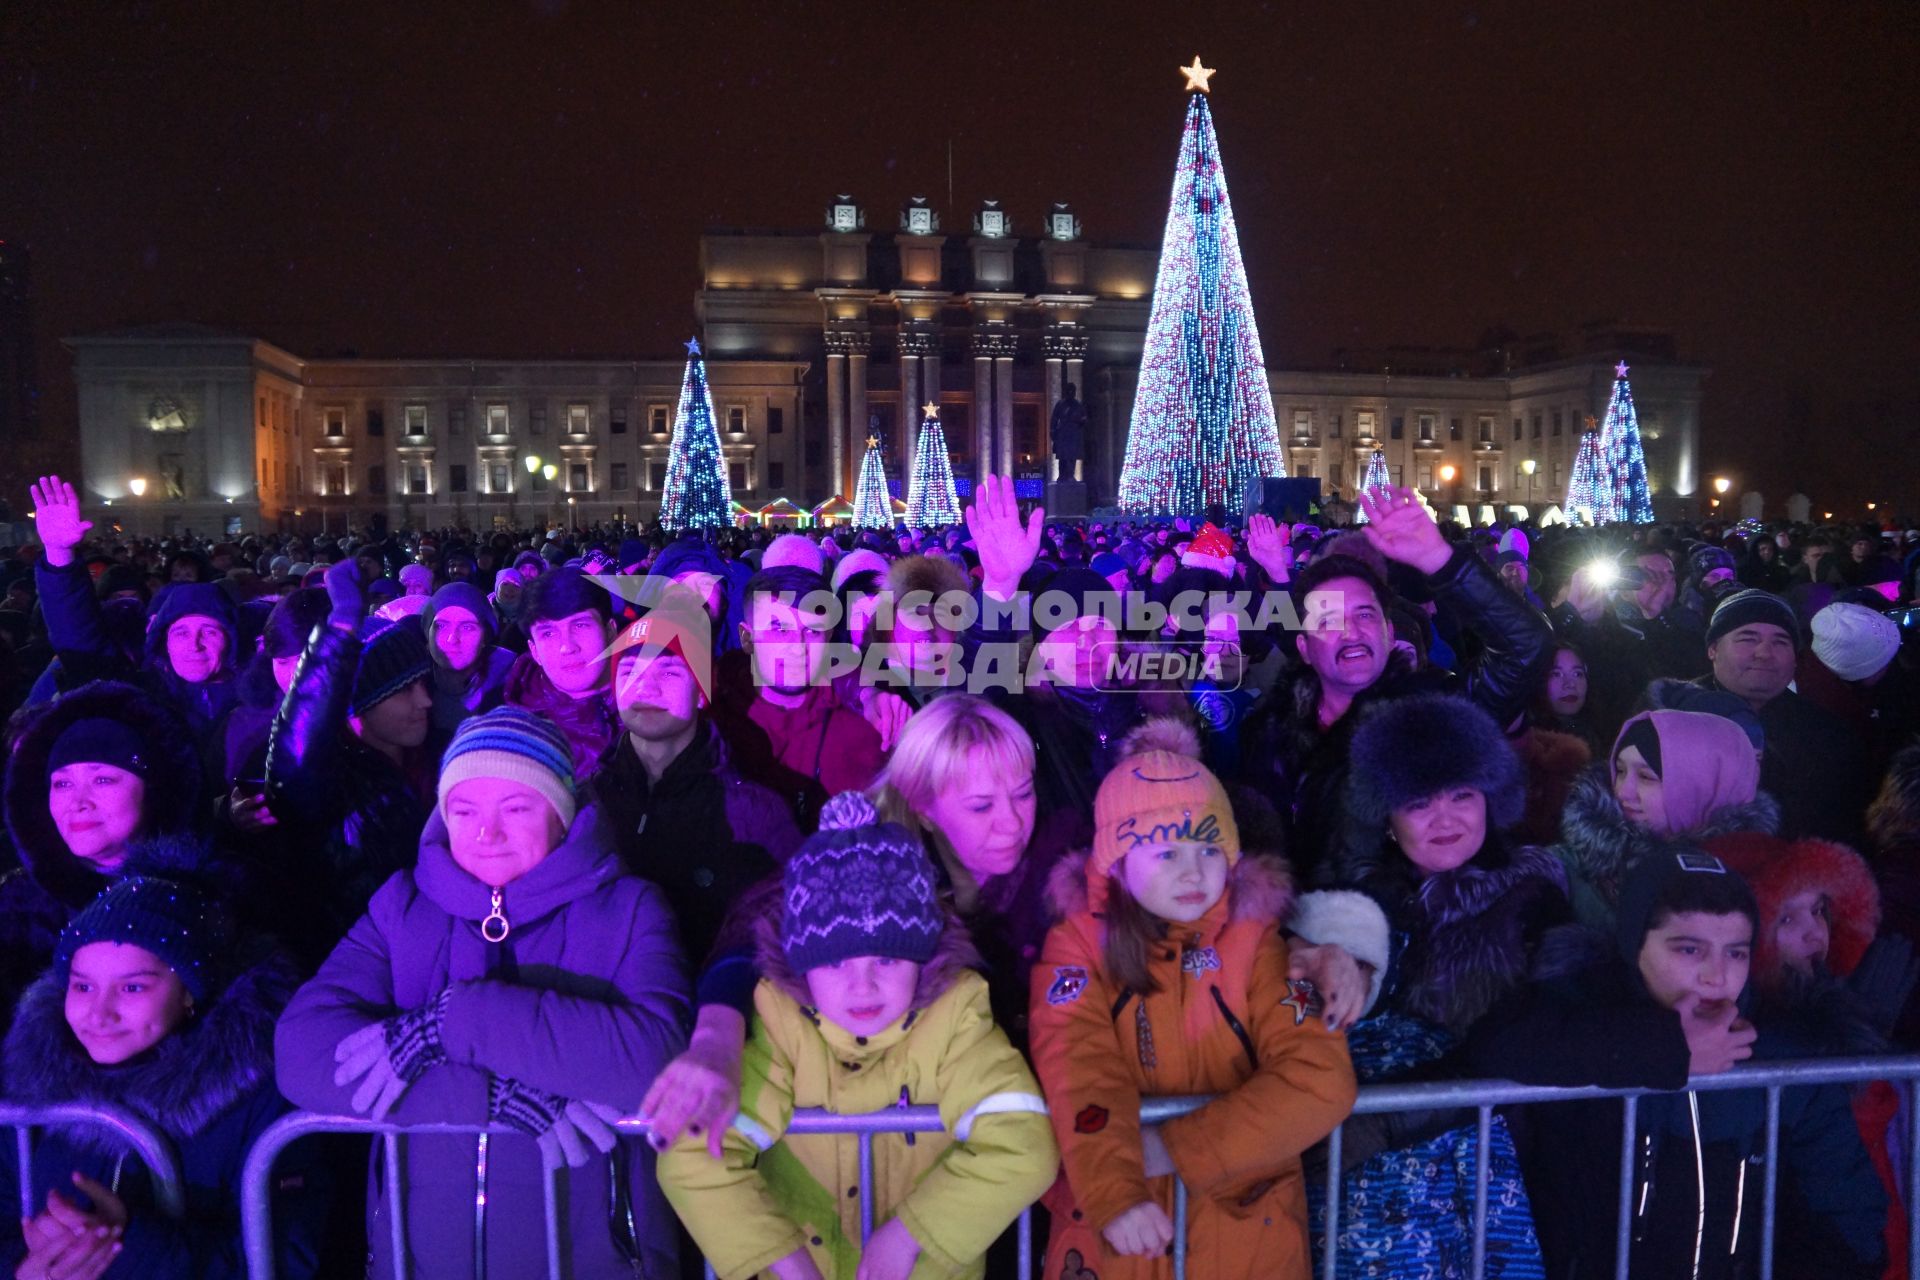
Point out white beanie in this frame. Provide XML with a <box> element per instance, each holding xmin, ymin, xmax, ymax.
<box><xmin>1811</xmin><ymin>602</ymin><xmax>1900</xmax><ymax>683</ymax></box>
<box><xmin>830</xmin><ymin>548</ymin><xmax>890</xmax><ymax>593</ymax></box>
<box><xmin>762</xmin><ymin>533</ymin><xmax>826</xmax><ymax>576</ymax></box>
<box><xmin>1499</xmin><ymin>527</ymin><xmax>1531</xmax><ymax>560</ymax></box>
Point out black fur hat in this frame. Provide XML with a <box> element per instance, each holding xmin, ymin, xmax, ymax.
<box><xmin>1344</xmin><ymin>693</ymin><xmax>1526</xmax><ymax>832</ymax></box>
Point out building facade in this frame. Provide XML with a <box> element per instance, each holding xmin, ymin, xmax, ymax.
<box><xmin>66</xmin><ymin>197</ymin><xmax>1709</xmax><ymax>535</ymax></box>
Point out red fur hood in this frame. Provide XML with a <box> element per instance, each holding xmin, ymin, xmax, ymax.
<box><xmin>1710</xmin><ymin>831</ymin><xmax>1880</xmax><ymax>981</ymax></box>
<box><xmin>1043</xmin><ymin>847</ymin><xmax>1295</xmax><ymax>927</ymax></box>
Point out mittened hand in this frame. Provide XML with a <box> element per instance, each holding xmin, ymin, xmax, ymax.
<box><xmin>333</xmin><ymin>990</ymin><xmax>451</xmax><ymax>1120</ymax></box>
<box><xmin>324</xmin><ymin>558</ymin><xmax>367</xmax><ymax>630</ymax></box>
<box><xmin>489</xmin><ymin>1075</ymin><xmax>625</xmax><ymax>1170</ymax></box>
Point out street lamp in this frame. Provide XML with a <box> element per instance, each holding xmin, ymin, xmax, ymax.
<box><xmin>1439</xmin><ymin>464</ymin><xmax>1457</xmax><ymax>484</ymax></box>
<box><xmin>543</xmin><ymin>465</ymin><xmax>558</xmax><ymax>526</ymax></box>
<box><xmin>1713</xmin><ymin>476</ymin><xmax>1732</xmax><ymax>495</ymax></box>
<box><xmin>1521</xmin><ymin>458</ymin><xmax>1537</xmax><ymax>504</ymax></box>
<box><xmin>128</xmin><ymin>477</ymin><xmax>147</xmax><ymax>497</ymax></box>
<box><xmin>524</xmin><ymin>454</ymin><xmax>542</xmax><ymax>475</ymax></box>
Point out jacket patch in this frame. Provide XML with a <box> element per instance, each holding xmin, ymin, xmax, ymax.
<box><xmin>1281</xmin><ymin>978</ymin><xmax>1321</xmax><ymax>1026</ymax></box>
<box><xmin>1059</xmin><ymin>1248</ymin><xmax>1100</xmax><ymax>1280</ymax></box>
<box><xmin>1073</xmin><ymin>1104</ymin><xmax>1109</xmax><ymax>1134</ymax></box>
<box><xmin>1047</xmin><ymin>966</ymin><xmax>1089</xmax><ymax>1005</ymax></box>
<box><xmin>1181</xmin><ymin>945</ymin><xmax>1221</xmax><ymax>976</ymax></box>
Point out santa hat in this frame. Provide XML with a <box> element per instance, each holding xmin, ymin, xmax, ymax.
<box><xmin>1178</xmin><ymin>523</ymin><xmax>1236</xmax><ymax>577</ymax></box>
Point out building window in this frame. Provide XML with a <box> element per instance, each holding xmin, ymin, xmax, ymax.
<box><xmin>1328</xmin><ymin>413</ymin><xmax>1342</xmax><ymax>440</ymax></box>
<box><xmin>650</xmin><ymin>406</ymin><xmax>669</xmax><ymax>435</ymax></box>
<box><xmin>1478</xmin><ymin>415</ymin><xmax>1494</xmax><ymax>444</ymax></box>
<box><xmin>367</xmin><ymin>407</ymin><xmax>385</xmax><ymax>437</ymax></box>
<box><xmin>404</xmin><ymin>404</ymin><xmax>427</xmax><ymax>438</ymax></box>
<box><xmin>450</xmin><ymin>465</ymin><xmax>469</xmax><ymax>493</ymax></box>
<box><xmin>1478</xmin><ymin>465</ymin><xmax>1492</xmax><ymax>491</ymax></box>
<box><xmin>1513</xmin><ymin>464</ymin><xmax>1525</xmax><ymax>490</ymax></box>
<box><xmin>450</xmin><ymin>403</ymin><xmax>467</xmax><ymax>436</ymax></box>
<box><xmin>1417</xmin><ymin>414</ymin><xmax>1436</xmax><ymax>442</ymax></box>
<box><xmin>610</xmin><ymin>462</ymin><xmax>629</xmax><ymax>491</ymax></box>
<box><xmin>570</xmin><ymin>463</ymin><xmax>589</xmax><ymax>492</ymax></box>
<box><xmin>531</xmin><ymin>404</ymin><xmax>547</xmax><ymax>435</ymax></box>
<box><xmin>730</xmin><ymin>461</ymin><xmax>748</xmax><ymax>490</ymax></box>
<box><xmin>1390</xmin><ymin>465</ymin><xmax>1404</xmax><ymax>487</ymax></box>
<box><xmin>1417</xmin><ymin>465</ymin><xmax>1434</xmax><ymax>489</ymax></box>
<box><xmin>323</xmin><ymin>464</ymin><xmax>348</xmax><ymax>496</ymax></box>
<box><xmin>1450</xmin><ymin>417</ymin><xmax>1463</xmax><ymax>441</ymax></box>
<box><xmin>1329</xmin><ymin>461</ymin><xmax>1344</xmax><ymax>488</ymax></box>
<box><xmin>487</xmin><ymin>404</ymin><xmax>509</xmax><ymax>436</ymax></box>
<box><xmin>367</xmin><ymin>464</ymin><xmax>387</xmax><ymax>495</ymax></box>
<box><xmin>1551</xmin><ymin>410</ymin><xmax>1563</xmax><ymax>437</ymax></box>
<box><xmin>611</xmin><ymin>405</ymin><xmax>628</xmax><ymax>435</ymax></box>
<box><xmin>489</xmin><ymin>463</ymin><xmax>510</xmax><ymax>494</ymax></box>
<box><xmin>568</xmin><ymin>403</ymin><xmax>590</xmax><ymax>436</ymax></box>
<box><xmin>1357</xmin><ymin>410</ymin><xmax>1376</xmax><ymax>439</ymax></box>
<box><xmin>768</xmin><ymin>407</ymin><xmax>784</xmax><ymax>435</ymax></box>
<box><xmin>324</xmin><ymin>407</ymin><xmax>346</xmax><ymax>438</ymax></box>
<box><xmin>727</xmin><ymin>406</ymin><xmax>746</xmax><ymax>434</ymax></box>
<box><xmin>531</xmin><ymin>468</ymin><xmax>549</xmax><ymax>493</ymax></box>
<box><xmin>649</xmin><ymin>462</ymin><xmax>667</xmax><ymax>490</ymax></box>
<box><xmin>1531</xmin><ymin>412</ymin><xmax>1542</xmax><ymax>439</ymax></box>
<box><xmin>408</xmin><ymin>465</ymin><xmax>429</xmax><ymax>495</ymax></box>
<box><xmin>768</xmin><ymin>461</ymin><xmax>784</xmax><ymax>489</ymax></box>
<box><xmin>1292</xmin><ymin>410</ymin><xmax>1312</xmax><ymax>440</ymax></box>
<box><xmin>1512</xmin><ymin>417</ymin><xmax>1522</xmax><ymax>441</ymax></box>
<box><xmin>1294</xmin><ymin>464</ymin><xmax>1310</xmax><ymax>478</ymax></box>
<box><xmin>1390</xmin><ymin>416</ymin><xmax>1405</xmax><ymax>440</ymax></box>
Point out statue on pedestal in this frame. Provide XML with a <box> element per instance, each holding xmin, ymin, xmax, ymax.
<box><xmin>1050</xmin><ymin>382</ymin><xmax>1086</xmax><ymax>483</ymax></box>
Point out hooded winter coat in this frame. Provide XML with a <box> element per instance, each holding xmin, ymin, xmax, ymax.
<box><xmin>421</xmin><ymin>582</ymin><xmax>515</xmax><ymax>735</ymax></box>
<box><xmin>274</xmin><ymin>804</ymin><xmax>691</xmax><ymax>1280</ymax></box>
<box><xmin>660</xmin><ymin>917</ymin><xmax>1057</xmax><ymax>1280</ymax></box>
<box><xmin>0</xmin><ymin>948</ymin><xmax>328</xmax><ymax>1279</ymax></box>
<box><xmin>1029</xmin><ymin>852</ymin><xmax>1356</xmax><ymax>1280</ymax></box>
<box><xmin>0</xmin><ymin>683</ymin><xmax>209</xmax><ymax>1022</ymax></box>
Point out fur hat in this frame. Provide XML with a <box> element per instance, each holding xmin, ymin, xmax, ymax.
<box><xmin>1344</xmin><ymin>694</ymin><xmax>1526</xmax><ymax>832</ymax></box>
<box><xmin>886</xmin><ymin>552</ymin><xmax>969</xmax><ymax>605</ymax></box>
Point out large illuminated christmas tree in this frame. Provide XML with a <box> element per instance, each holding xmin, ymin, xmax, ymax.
<box><xmin>1117</xmin><ymin>58</ymin><xmax>1284</xmax><ymax>516</ymax></box>
<box><xmin>1566</xmin><ymin>424</ymin><xmax>1607</xmax><ymax>524</ymax></box>
<box><xmin>851</xmin><ymin>433</ymin><xmax>893</xmax><ymax>529</ymax></box>
<box><xmin>1354</xmin><ymin>449</ymin><xmax>1390</xmax><ymax>522</ymax></box>
<box><xmin>659</xmin><ymin>338</ymin><xmax>732</xmax><ymax>530</ymax></box>
<box><xmin>906</xmin><ymin>402</ymin><xmax>961</xmax><ymax>528</ymax></box>
<box><xmin>1598</xmin><ymin>361</ymin><xmax>1655</xmax><ymax>524</ymax></box>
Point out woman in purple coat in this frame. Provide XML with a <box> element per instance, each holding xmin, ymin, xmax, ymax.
<box><xmin>274</xmin><ymin>707</ymin><xmax>691</xmax><ymax>1279</ymax></box>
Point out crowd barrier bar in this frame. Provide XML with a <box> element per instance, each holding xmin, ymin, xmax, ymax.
<box><xmin>0</xmin><ymin>1101</ymin><xmax>186</xmax><ymax>1220</ymax></box>
<box><xmin>241</xmin><ymin>1054</ymin><xmax>1920</xmax><ymax>1280</ymax></box>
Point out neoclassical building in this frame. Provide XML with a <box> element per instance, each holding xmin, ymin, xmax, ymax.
<box><xmin>66</xmin><ymin>196</ymin><xmax>1708</xmax><ymax>535</ymax></box>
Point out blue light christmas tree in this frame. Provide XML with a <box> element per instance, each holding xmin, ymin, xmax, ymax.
<box><xmin>1354</xmin><ymin>449</ymin><xmax>1390</xmax><ymax>522</ymax></box>
<box><xmin>1598</xmin><ymin>361</ymin><xmax>1655</xmax><ymax>524</ymax></box>
<box><xmin>1117</xmin><ymin>59</ymin><xmax>1284</xmax><ymax>516</ymax></box>
<box><xmin>906</xmin><ymin>401</ymin><xmax>962</xmax><ymax>528</ymax></box>
<box><xmin>659</xmin><ymin>338</ymin><xmax>732</xmax><ymax>530</ymax></box>
<box><xmin>1566</xmin><ymin>423</ymin><xmax>1607</xmax><ymax>524</ymax></box>
<box><xmin>851</xmin><ymin>433</ymin><xmax>893</xmax><ymax>530</ymax></box>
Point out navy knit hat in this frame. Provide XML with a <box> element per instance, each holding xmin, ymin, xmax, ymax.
<box><xmin>782</xmin><ymin>793</ymin><xmax>943</xmax><ymax>974</ymax></box>
<box><xmin>1706</xmin><ymin>589</ymin><xmax>1800</xmax><ymax>647</ymax></box>
<box><xmin>351</xmin><ymin>616</ymin><xmax>432</xmax><ymax>717</ymax></box>
<box><xmin>49</xmin><ymin>718</ymin><xmax>151</xmax><ymax>778</ymax></box>
<box><xmin>55</xmin><ymin>875</ymin><xmax>230</xmax><ymax>1002</ymax></box>
<box><xmin>1614</xmin><ymin>848</ymin><xmax>1759</xmax><ymax>970</ymax></box>
<box><xmin>437</xmin><ymin>707</ymin><xmax>578</xmax><ymax>827</ymax></box>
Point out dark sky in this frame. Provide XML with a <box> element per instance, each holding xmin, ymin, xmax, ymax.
<box><xmin>4</xmin><ymin>1</ymin><xmax>1916</xmax><ymax>511</ymax></box>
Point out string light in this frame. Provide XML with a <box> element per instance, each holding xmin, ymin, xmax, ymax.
<box><xmin>1597</xmin><ymin>361</ymin><xmax>1654</xmax><ymax>524</ymax></box>
<box><xmin>1566</xmin><ymin>428</ymin><xmax>1606</xmax><ymax>524</ymax></box>
<box><xmin>1354</xmin><ymin>450</ymin><xmax>1390</xmax><ymax>523</ymax></box>
<box><xmin>850</xmin><ymin>434</ymin><xmax>893</xmax><ymax>529</ymax></box>
<box><xmin>659</xmin><ymin>337</ymin><xmax>733</xmax><ymax>530</ymax></box>
<box><xmin>1117</xmin><ymin>90</ymin><xmax>1284</xmax><ymax>516</ymax></box>
<box><xmin>905</xmin><ymin>403</ymin><xmax>962</xmax><ymax>528</ymax></box>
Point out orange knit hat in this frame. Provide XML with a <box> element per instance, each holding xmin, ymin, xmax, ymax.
<box><xmin>1088</xmin><ymin>724</ymin><xmax>1240</xmax><ymax>912</ymax></box>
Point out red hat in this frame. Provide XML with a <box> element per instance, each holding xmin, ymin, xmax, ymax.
<box><xmin>1178</xmin><ymin>522</ymin><xmax>1236</xmax><ymax>577</ymax></box>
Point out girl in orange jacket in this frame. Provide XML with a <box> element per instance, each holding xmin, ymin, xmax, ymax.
<box><xmin>1029</xmin><ymin>725</ymin><xmax>1357</xmax><ymax>1280</ymax></box>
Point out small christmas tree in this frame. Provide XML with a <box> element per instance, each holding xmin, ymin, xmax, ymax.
<box><xmin>851</xmin><ymin>433</ymin><xmax>893</xmax><ymax>530</ymax></box>
<box><xmin>1567</xmin><ymin>423</ymin><xmax>1607</xmax><ymax>525</ymax></box>
<box><xmin>906</xmin><ymin>401</ymin><xmax>962</xmax><ymax>528</ymax></box>
<box><xmin>1354</xmin><ymin>449</ymin><xmax>1390</xmax><ymax>522</ymax></box>
<box><xmin>659</xmin><ymin>338</ymin><xmax>732</xmax><ymax>530</ymax></box>
<box><xmin>1598</xmin><ymin>361</ymin><xmax>1655</xmax><ymax>524</ymax></box>
<box><xmin>1116</xmin><ymin>59</ymin><xmax>1285</xmax><ymax>516</ymax></box>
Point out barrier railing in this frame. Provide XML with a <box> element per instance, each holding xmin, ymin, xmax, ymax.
<box><xmin>240</xmin><ymin>1055</ymin><xmax>1920</xmax><ymax>1280</ymax></box>
<box><xmin>0</xmin><ymin>1102</ymin><xmax>186</xmax><ymax>1220</ymax></box>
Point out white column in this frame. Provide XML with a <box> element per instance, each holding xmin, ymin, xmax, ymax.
<box><xmin>994</xmin><ymin>357</ymin><xmax>1015</xmax><ymax>478</ymax></box>
<box><xmin>825</xmin><ymin>352</ymin><xmax>846</xmax><ymax>498</ymax></box>
<box><xmin>973</xmin><ymin>357</ymin><xmax>994</xmax><ymax>484</ymax></box>
<box><xmin>848</xmin><ymin>351</ymin><xmax>870</xmax><ymax>495</ymax></box>
<box><xmin>900</xmin><ymin>354</ymin><xmax>921</xmax><ymax>483</ymax></box>
<box><xmin>1044</xmin><ymin>357</ymin><xmax>1064</xmax><ymax>480</ymax></box>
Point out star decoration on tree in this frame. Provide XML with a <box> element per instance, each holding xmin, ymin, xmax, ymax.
<box><xmin>1615</xmin><ymin>360</ymin><xmax>1630</xmax><ymax>378</ymax></box>
<box><xmin>866</xmin><ymin>434</ymin><xmax>879</xmax><ymax>449</ymax></box>
<box><xmin>1179</xmin><ymin>55</ymin><xmax>1216</xmax><ymax>94</ymax></box>
<box><xmin>922</xmin><ymin>401</ymin><xmax>940</xmax><ymax>420</ymax></box>
<box><xmin>684</xmin><ymin>337</ymin><xmax>702</xmax><ymax>356</ymax></box>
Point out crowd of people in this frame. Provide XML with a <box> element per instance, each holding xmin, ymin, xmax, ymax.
<box><xmin>0</xmin><ymin>467</ymin><xmax>1915</xmax><ymax>1280</ymax></box>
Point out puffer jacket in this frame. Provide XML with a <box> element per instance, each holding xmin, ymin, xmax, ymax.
<box><xmin>0</xmin><ymin>683</ymin><xmax>208</xmax><ymax>1020</ymax></box>
<box><xmin>274</xmin><ymin>804</ymin><xmax>690</xmax><ymax>1280</ymax></box>
<box><xmin>1237</xmin><ymin>544</ymin><xmax>1554</xmax><ymax>882</ymax></box>
<box><xmin>0</xmin><ymin>947</ymin><xmax>328</xmax><ymax>1279</ymax></box>
<box><xmin>264</xmin><ymin>624</ymin><xmax>434</xmax><ymax>960</ymax></box>
<box><xmin>1030</xmin><ymin>852</ymin><xmax>1356</xmax><ymax>1280</ymax></box>
<box><xmin>660</xmin><ymin>918</ymin><xmax>1057</xmax><ymax>1280</ymax></box>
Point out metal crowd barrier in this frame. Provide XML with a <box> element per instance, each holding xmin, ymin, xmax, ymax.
<box><xmin>0</xmin><ymin>1101</ymin><xmax>186</xmax><ymax>1220</ymax></box>
<box><xmin>240</xmin><ymin>1055</ymin><xmax>1920</xmax><ymax>1280</ymax></box>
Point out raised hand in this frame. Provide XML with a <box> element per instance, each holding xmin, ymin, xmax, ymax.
<box><xmin>1245</xmin><ymin>513</ymin><xmax>1293</xmax><ymax>582</ymax></box>
<box><xmin>964</xmin><ymin>473</ymin><xmax>1044</xmax><ymax>601</ymax></box>
<box><xmin>1357</xmin><ymin>486</ymin><xmax>1453</xmax><ymax>576</ymax></box>
<box><xmin>29</xmin><ymin>476</ymin><xmax>92</xmax><ymax>568</ymax></box>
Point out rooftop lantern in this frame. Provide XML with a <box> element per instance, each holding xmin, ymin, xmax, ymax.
<box><xmin>900</xmin><ymin>196</ymin><xmax>939</xmax><ymax>236</ymax></box>
<box><xmin>1047</xmin><ymin>202</ymin><xmax>1082</xmax><ymax>242</ymax></box>
<box><xmin>824</xmin><ymin>194</ymin><xmax>864</xmax><ymax>233</ymax></box>
<box><xmin>973</xmin><ymin>199</ymin><xmax>1010</xmax><ymax>239</ymax></box>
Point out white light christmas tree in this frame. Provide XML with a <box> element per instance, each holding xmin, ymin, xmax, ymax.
<box><xmin>906</xmin><ymin>401</ymin><xmax>962</xmax><ymax>528</ymax></box>
<box><xmin>1116</xmin><ymin>61</ymin><xmax>1284</xmax><ymax>516</ymax></box>
<box><xmin>1354</xmin><ymin>449</ymin><xmax>1390</xmax><ymax>523</ymax></box>
<box><xmin>851</xmin><ymin>434</ymin><xmax>893</xmax><ymax>530</ymax></box>
<box><xmin>659</xmin><ymin>338</ymin><xmax>733</xmax><ymax>530</ymax></box>
<box><xmin>1598</xmin><ymin>361</ymin><xmax>1655</xmax><ymax>524</ymax></box>
<box><xmin>1567</xmin><ymin>423</ymin><xmax>1607</xmax><ymax>525</ymax></box>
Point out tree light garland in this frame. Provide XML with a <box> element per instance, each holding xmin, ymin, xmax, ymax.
<box><xmin>906</xmin><ymin>402</ymin><xmax>962</xmax><ymax>529</ymax></box>
<box><xmin>659</xmin><ymin>338</ymin><xmax>733</xmax><ymax>530</ymax></box>
<box><xmin>851</xmin><ymin>434</ymin><xmax>893</xmax><ymax>530</ymax></box>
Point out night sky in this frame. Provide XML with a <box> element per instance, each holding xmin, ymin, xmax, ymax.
<box><xmin>4</xmin><ymin>2</ymin><xmax>1916</xmax><ymax>512</ymax></box>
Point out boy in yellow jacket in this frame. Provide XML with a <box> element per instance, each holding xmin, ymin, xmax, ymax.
<box><xmin>660</xmin><ymin>792</ymin><xmax>1058</xmax><ymax>1280</ymax></box>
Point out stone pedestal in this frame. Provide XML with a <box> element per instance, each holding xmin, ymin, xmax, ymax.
<box><xmin>1047</xmin><ymin>480</ymin><xmax>1088</xmax><ymax>518</ymax></box>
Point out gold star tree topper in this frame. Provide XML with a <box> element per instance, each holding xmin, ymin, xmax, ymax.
<box><xmin>1180</xmin><ymin>56</ymin><xmax>1216</xmax><ymax>94</ymax></box>
<box><xmin>922</xmin><ymin>401</ymin><xmax>940</xmax><ymax>419</ymax></box>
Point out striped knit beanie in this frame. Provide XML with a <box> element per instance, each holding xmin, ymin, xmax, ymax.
<box><xmin>437</xmin><ymin>707</ymin><xmax>577</xmax><ymax>828</ymax></box>
<box><xmin>782</xmin><ymin>793</ymin><xmax>943</xmax><ymax>973</ymax></box>
<box><xmin>351</xmin><ymin>616</ymin><xmax>432</xmax><ymax>717</ymax></box>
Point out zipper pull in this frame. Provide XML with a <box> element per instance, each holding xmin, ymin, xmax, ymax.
<box><xmin>482</xmin><ymin>886</ymin><xmax>510</xmax><ymax>942</ymax></box>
